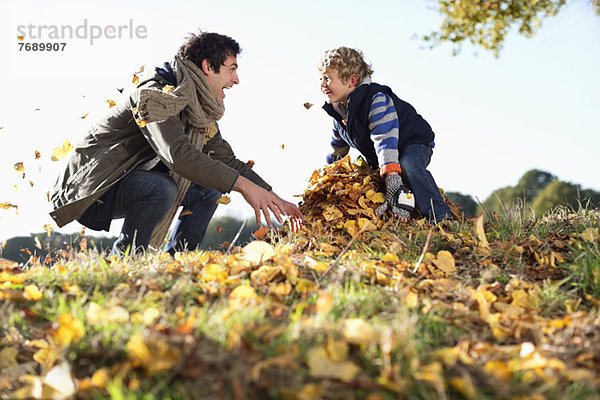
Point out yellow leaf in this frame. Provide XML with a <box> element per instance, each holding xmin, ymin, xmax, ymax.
<box><xmin>326</xmin><ymin>337</ymin><xmax>349</xmax><ymax>362</ymax></box>
<box><xmin>24</xmin><ymin>284</ymin><xmax>43</xmax><ymax>300</ymax></box>
<box><xmin>510</xmin><ymin>289</ymin><xmax>540</xmax><ymax>309</ymax></box>
<box><xmin>17</xmin><ymin>35</ymin><xmax>24</xmax><ymax>41</ymax></box>
<box><xmin>216</xmin><ymin>195</ymin><xmax>231</xmax><ymax>205</ymax></box>
<box><xmin>475</xmin><ymin>215</ymin><xmax>490</xmax><ymax>249</ymax></box>
<box><xmin>33</xmin><ymin>345</ymin><xmax>61</xmax><ymax>373</ymax></box>
<box><xmin>80</xmin><ymin>112</ymin><xmax>89</xmax><ymax>119</ymax></box>
<box><xmin>357</xmin><ymin>218</ymin><xmax>377</xmax><ymax>231</ymax></box>
<box><xmin>143</xmin><ymin>307</ymin><xmax>160</xmax><ymax>325</ymax></box>
<box><xmin>323</xmin><ymin>205</ymin><xmax>343</xmax><ymax>221</ymax></box>
<box><xmin>242</xmin><ymin>241</ymin><xmax>275</xmax><ymax>264</ymax></box>
<box><xmin>414</xmin><ymin>362</ymin><xmax>446</xmax><ymax>391</ymax></box>
<box><xmin>53</xmin><ymin>313</ymin><xmax>85</xmax><ymax>346</ymax></box>
<box><xmin>366</xmin><ymin>190</ymin><xmax>385</xmax><ymax>204</ymax></box>
<box><xmin>251</xmin><ymin>265</ymin><xmax>281</xmax><ymax>286</ymax></box>
<box><xmin>449</xmin><ymin>377</ymin><xmax>477</xmax><ymax>400</ymax></box>
<box><xmin>432</xmin><ymin>250</ymin><xmax>456</xmax><ymax>275</ymax></box>
<box><xmin>343</xmin><ymin>318</ymin><xmax>377</xmax><ymax>344</ymax></box>
<box><xmin>0</xmin><ymin>271</ymin><xmax>25</xmax><ymax>284</ymax></box>
<box><xmin>127</xmin><ymin>333</ymin><xmax>181</xmax><ymax>372</ymax></box>
<box><xmin>0</xmin><ymin>347</ymin><xmax>18</xmax><ymax>369</ymax></box>
<box><xmin>483</xmin><ymin>360</ymin><xmax>512</xmax><ymax>382</ymax></box>
<box><xmin>0</xmin><ymin>202</ymin><xmax>19</xmax><ymax>212</ymax></box>
<box><xmin>581</xmin><ymin>227</ymin><xmax>599</xmax><ymax>242</ymax></box>
<box><xmin>135</xmin><ymin>118</ymin><xmax>147</xmax><ymax>128</ymax></box>
<box><xmin>132</xmin><ymin>73</ymin><xmax>140</xmax><ymax>85</ymax></box>
<box><xmin>106</xmin><ymin>100</ymin><xmax>116</xmax><ymax>108</ymax></box>
<box><xmin>306</xmin><ymin>345</ymin><xmax>360</xmax><ymax>382</ymax></box>
<box><xmin>90</xmin><ymin>368</ymin><xmax>110</xmax><ymax>389</ymax></box>
<box><xmin>14</xmin><ymin>162</ymin><xmax>24</xmax><ymax>172</ymax></box>
<box><xmin>381</xmin><ymin>253</ymin><xmax>399</xmax><ymax>263</ymax></box>
<box><xmin>202</xmin><ymin>263</ymin><xmax>228</xmax><ymax>282</ymax></box>
<box><xmin>229</xmin><ymin>285</ymin><xmax>259</xmax><ymax>307</ymax></box>
<box><xmin>162</xmin><ymin>85</ymin><xmax>175</xmax><ymax>93</ymax></box>
<box><xmin>295</xmin><ymin>278</ymin><xmax>316</xmax><ymax>294</ymax></box>
<box><xmin>343</xmin><ymin>220</ymin><xmax>359</xmax><ymax>236</ymax></box>
<box><xmin>51</xmin><ymin>141</ymin><xmax>73</xmax><ymax>161</ymax></box>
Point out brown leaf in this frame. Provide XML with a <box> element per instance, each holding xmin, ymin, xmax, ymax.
<box><xmin>303</xmin><ymin>102</ymin><xmax>314</xmax><ymax>109</ymax></box>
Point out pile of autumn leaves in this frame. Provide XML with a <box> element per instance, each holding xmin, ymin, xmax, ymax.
<box><xmin>1</xmin><ymin>155</ymin><xmax>600</xmax><ymax>399</ymax></box>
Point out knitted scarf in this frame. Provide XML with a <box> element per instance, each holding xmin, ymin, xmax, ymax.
<box><xmin>136</xmin><ymin>56</ymin><xmax>224</xmax><ymax>249</ymax></box>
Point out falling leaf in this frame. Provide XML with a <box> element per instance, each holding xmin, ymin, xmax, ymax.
<box><xmin>135</xmin><ymin>118</ymin><xmax>147</xmax><ymax>128</ymax></box>
<box><xmin>281</xmin><ymin>144</ymin><xmax>285</xmax><ymax>150</ymax></box>
<box><xmin>136</xmin><ymin>65</ymin><xmax>145</xmax><ymax>74</ymax></box>
<box><xmin>106</xmin><ymin>100</ymin><xmax>116</xmax><ymax>108</ymax></box>
<box><xmin>162</xmin><ymin>85</ymin><xmax>175</xmax><ymax>93</ymax></box>
<box><xmin>216</xmin><ymin>195</ymin><xmax>231</xmax><ymax>205</ymax></box>
<box><xmin>14</xmin><ymin>162</ymin><xmax>24</xmax><ymax>172</ymax></box>
<box><xmin>180</xmin><ymin>209</ymin><xmax>193</xmax><ymax>216</ymax></box>
<box><xmin>43</xmin><ymin>224</ymin><xmax>54</xmax><ymax>237</ymax></box>
<box><xmin>51</xmin><ymin>141</ymin><xmax>73</xmax><ymax>161</ymax></box>
<box><xmin>34</xmin><ymin>151</ymin><xmax>41</xmax><ymax>159</ymax></box>
<box><xmin>303</xmin><ymin>102</ymin><xmax>314</xmax><ymax>110</ymax></box>
<box><xmin>254</xmin><ymin>226</ymin><xmax>269</xmax><ymax>240</ymax></box>
<box><xmin>0</xmin><ymin>202</ymin><xmax>19</xmax><ymax>212</ymax></box>
<box><xmin>246</xmin><ymin>160</ymin><xmax>255</xmax><ymax>168</ymax></box>
<box><xmin>132</xmin><ymin>74</ymin><xmax>140</xmax><ymax>85</ymax></box>
<box><xmin>80</xmin><ymin>112</ymin><xmax>89</xmax><ymax>119</ymax></box>
<box><xmin>216</xmin><ymin>226</ymin><xmax>223</xmax><ymax>233</ymax></box>
<box><xmin>17</xmin><ymin>35</ymin><xmax>24</xmax><ymax>41</ymax></box>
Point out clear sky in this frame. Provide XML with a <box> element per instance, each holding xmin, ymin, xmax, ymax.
<box><xmin>1</xmin><ymin>0</ymin><xmax>599</xmax><ymax>242</ymax></box>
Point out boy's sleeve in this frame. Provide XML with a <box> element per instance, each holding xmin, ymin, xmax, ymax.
<box><xmin>326</xmin><ymin>120</ymin><xmax>350</xmax><ymax>164</ymax></box>
<box><xmin>368</xmin><ymin>92</ymin><xmax>401</xmax><ymax>176</ymax></box>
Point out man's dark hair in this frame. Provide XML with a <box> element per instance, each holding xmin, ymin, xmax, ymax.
<box><xmin>178</xmin><ymin>32</ymin><xmax>241</xmax><ymax>73</ymax></box>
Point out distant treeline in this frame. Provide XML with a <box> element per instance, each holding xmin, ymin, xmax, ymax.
<box><xmin>1</xmin><ymin>217</ymin><xmax>264</xmax><ymax>264</ymax></box>
<box><xmin>446</xmin><ymin>169</ymin><xmax>600</xmax><ymax>218</ymax></box>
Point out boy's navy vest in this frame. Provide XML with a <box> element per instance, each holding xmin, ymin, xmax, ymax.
<box><xmin>322</xmin><ymin>82</ymin><xmax>435</xmax><ymax>169</ymax></box>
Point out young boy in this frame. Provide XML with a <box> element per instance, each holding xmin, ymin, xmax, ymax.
<box><xmin>318</xmin><ymin>47</ymin><xmax>451</xmax><ymax>223</ymax></box>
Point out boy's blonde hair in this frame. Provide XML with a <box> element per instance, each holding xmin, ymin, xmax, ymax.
<box><xmin>318</xmin><ymin>47</ymin><xmax>373</xmax><ymax>84</ymax></box>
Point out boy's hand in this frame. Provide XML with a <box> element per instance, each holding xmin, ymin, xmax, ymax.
<box><xmin>375</xmin><ymin>174</ymin><xmax>412</xmax><ymax>221</ymax></box>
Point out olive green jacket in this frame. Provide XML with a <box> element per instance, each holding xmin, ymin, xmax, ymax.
<box><xmin>49</xmin><ymin>75</ymin><xmax>270</xmax><ymax>228</ymax></box>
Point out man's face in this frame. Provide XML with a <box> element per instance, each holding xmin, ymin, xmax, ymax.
<box><xmin>204</xmin><ymin>55</ymin><xmax>239</xmax><ymax>106</ymax></box>
<box><xmin>320</xmin><ymin>67</ymin><xmax>356</xmax><ymax>105</ymax></box>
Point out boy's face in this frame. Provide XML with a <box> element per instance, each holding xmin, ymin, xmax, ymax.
<box><xmin>320</xmin><ymin>68</ymin><xmax>357</xmax><ymax>105</ymax></box>
<box><xmin>203</xmin><ymin>55</ymin><xmax>239</xmax><ymax>106</ymax></box>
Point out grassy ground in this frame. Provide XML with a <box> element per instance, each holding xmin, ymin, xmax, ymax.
<box><xmin>1</xmin><ymin>159</ymin><xmax>599</xmax><ymax>399</ymax></box>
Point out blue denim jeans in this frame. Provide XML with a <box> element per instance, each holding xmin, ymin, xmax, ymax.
<box><xmin>399</xmin><ymin>144</ymin><xmax>451</xmax><ymax>222</ymax></box>
<box><xmin>110</xmin><ymin>169</ymin><xmax>220</xmax><ymax>255</ymax></box>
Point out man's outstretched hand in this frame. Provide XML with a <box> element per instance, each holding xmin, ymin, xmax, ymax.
<box><xmin>233</xmin><ymin>176</ymin><xmax>303</xmax><ymax>229</ymax></box>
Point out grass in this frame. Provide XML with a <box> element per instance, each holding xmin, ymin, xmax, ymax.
<box><xmin>1</xmin><ymin>206</ymin><xmax>599</xmax><ymax>399</ymax></box>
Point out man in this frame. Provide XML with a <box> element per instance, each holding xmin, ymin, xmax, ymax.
<box><xmin>49</xmin><ymin>32</ymin><xmax>302</xmax><ymax>255</ymax></box>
